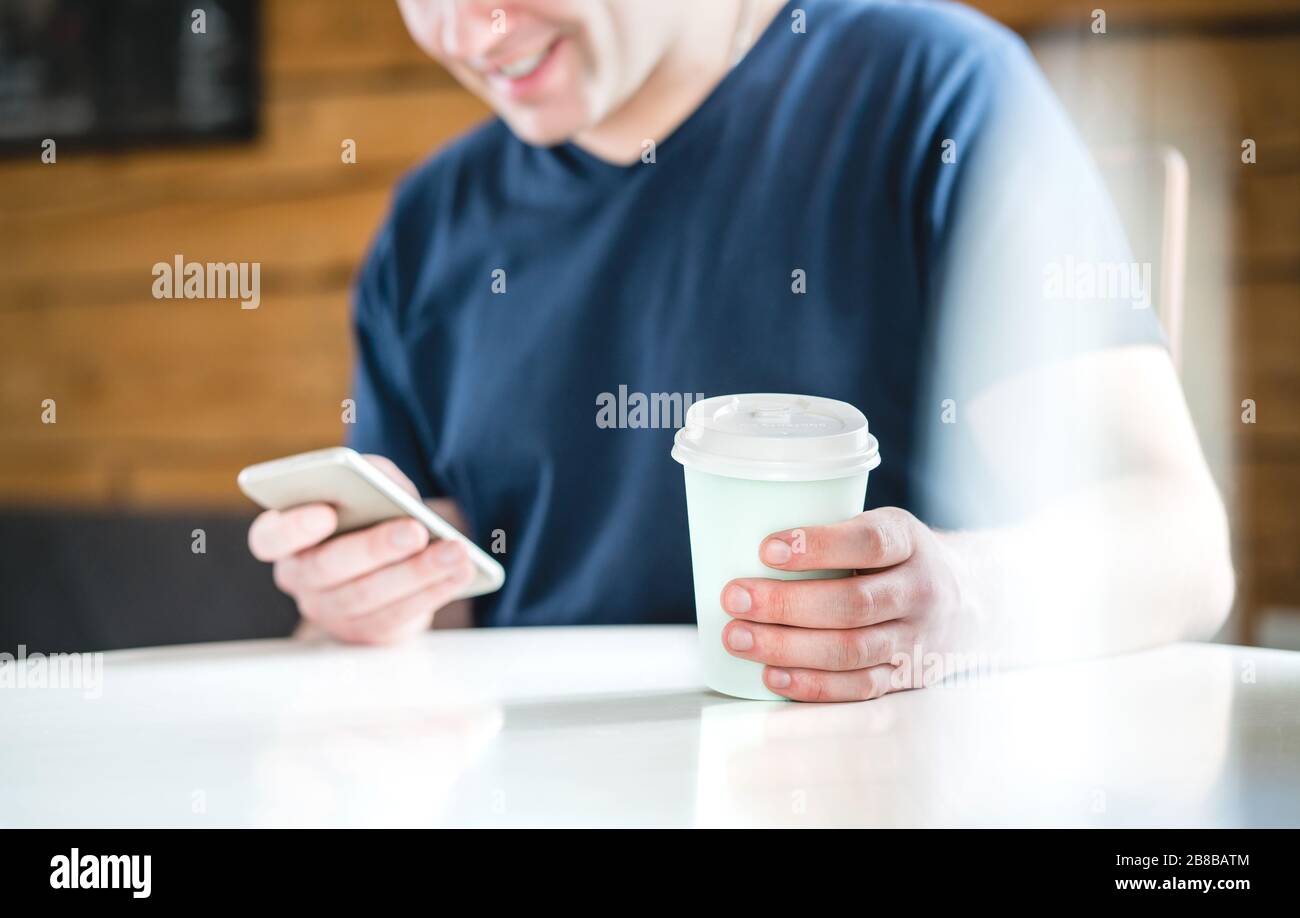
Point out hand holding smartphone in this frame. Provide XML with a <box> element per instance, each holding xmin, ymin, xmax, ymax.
<box><xmin>239</xmin><ymin>448</ymin><xmax>504</xmax><ymax>643</ymax></box>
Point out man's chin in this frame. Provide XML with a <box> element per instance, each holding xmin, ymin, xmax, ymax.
<box><xmin>500</xmin><ymin>110</ymin><xmax>586</xmax><ymax>149</ymax></box>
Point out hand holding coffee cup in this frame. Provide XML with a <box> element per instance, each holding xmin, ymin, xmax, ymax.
<box><xmin>719</xmin><ymin>505</ymin><xmax>969</xmax><ymax>702</ymax></box>
<box><xmin>673</xmin><ymin>394</ymin><xmax>969</xmax><ymax>702</ymax></box>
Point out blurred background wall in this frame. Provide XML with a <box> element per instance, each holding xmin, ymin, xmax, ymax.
<box><xmin>0</xmin><ymin>0</ymin><xmax>1296</xmax><ymax>651</ymax></box>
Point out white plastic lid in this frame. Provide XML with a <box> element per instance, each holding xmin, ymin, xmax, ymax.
<box><xmin>671</xmin><ymin>393</ymin><xmax>881</xmax><ymax>482</ymax></box>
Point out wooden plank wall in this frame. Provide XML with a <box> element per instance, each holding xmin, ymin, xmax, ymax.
<box><xmin>0</xmin><ymin>0</ymin><xmax>1296</xmax><ymax>637</ymax></box>
<box><xmin>0</xmin><ymin>0</ymin><xmax>489</xmax><ymax>507</ymax></box>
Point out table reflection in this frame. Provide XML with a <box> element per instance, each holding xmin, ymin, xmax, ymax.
<box><xmin>692</xmin><ymin>647</ymin><xmax>1234</xmax><ymax>827</ymax></box>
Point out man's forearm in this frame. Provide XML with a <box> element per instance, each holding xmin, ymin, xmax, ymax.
<box><xmin>941</xmin><ymin>473</ymin><xmax>1235</xmax><ymax>667</ymax></box>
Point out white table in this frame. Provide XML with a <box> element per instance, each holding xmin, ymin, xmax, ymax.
<box><xmin>2</xmin><ymin>626</ymin><xmax>1297</xmax><ymax>827</ymax></box>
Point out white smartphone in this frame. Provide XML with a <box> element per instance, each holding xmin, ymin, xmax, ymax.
<box><xmin>237</xmin><ymin>447</ymin><xmax>505</xmax><ymax>600</ymax></box>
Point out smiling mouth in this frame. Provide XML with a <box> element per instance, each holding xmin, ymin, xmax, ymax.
<box><xmin>493</xmin><ymin>38</ymin><xmax>560</xmax><ymax>80</ymax></box>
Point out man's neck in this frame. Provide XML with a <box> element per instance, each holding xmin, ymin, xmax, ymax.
<box><xmin>572</xmin><ymin>0</ymin><xmax>785</xmax><ymax>166</ymax></box>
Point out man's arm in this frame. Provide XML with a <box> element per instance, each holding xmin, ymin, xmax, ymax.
<box><xmin>950</xmin><ymin>344</ymin><xmax>1233</xmax><ymax>661</ymax></box>
<box><xmin>718</xmin><ymin>345</ymin><xmax>1234</xmax><ymax>701</ymax></box>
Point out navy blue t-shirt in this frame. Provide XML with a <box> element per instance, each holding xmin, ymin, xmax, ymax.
<box><xmin>348</xmin><ymin>0</ymin><xmax>1163</xmax><ymax>627</ymax></box>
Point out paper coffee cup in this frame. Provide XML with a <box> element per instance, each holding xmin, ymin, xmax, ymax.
<box><xmin>672</xmin><ymin>394</ymin><xmax>881</xmax><ymax>700</ymax></box>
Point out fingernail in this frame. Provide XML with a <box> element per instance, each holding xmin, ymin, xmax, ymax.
<box><xmin>390</xmin><ymin>521</ymin><xmax>424</xmax><ymax>550</ymax></box>
<box><xmin>727</xmin><ymin>625</ymin><xmax>754</xmax><ymax>651</ymax></box>
<box><xmin>434</xmin><ymin>540</ymin><xmax>463</xmax><ymax>563</ymax></box>
<box><xmin>767</xmin><ymin>668</ymin><xmax>792</xmax><ymax>689</ymax></box>
<box><xmin>761</xmin><ymin>538</ymin><xmax>792</xmax><ymax>565</ymax></box>
<box><xmin>722</xmin><ymin>584</ymin><xmax>751</xmax><ymax>614</ymax></box>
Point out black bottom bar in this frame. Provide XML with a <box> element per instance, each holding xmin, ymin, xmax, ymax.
<box><xmin>2</xmin><ymin>827</ymin><xmax>1292</xmax><ymax>904</ymax></box>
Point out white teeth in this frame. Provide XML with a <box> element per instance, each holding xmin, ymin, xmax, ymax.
<box><xmin>498</xmin><ymin>45</ymin><xmax>550</xmax><ymax>79</ymax></box>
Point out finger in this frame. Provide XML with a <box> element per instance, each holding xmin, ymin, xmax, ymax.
<box><xmin>279</xmin><ymin>517</ymin><xmax>430</xmax><ymax>592</ymax></box>
<box><xmin>722</xmin><ymin>619</ymin><xmax>909</xmax><ymax>672</ymax></box>
<box><xmin>362</xmin><ymin>454</ymin><xmax>420</xmax><ymax>498</ymax></box>
<box><xmin>721</xmin><ymin>569</ymin><xmax>916</xmax><ymax>628</ymax></box>
<box><xmin>759</xmin><ymin>507</ymin><xmax>918</xmax><ymax>572</ymax></box>
<box><xmin>328</xmin><ymin>565</ymin><xmax>476</xmax><ymax>645</ymax></box>
<box><xmin>299</xmin><ymin>541</ymin><xmax>470</xmax><ymax>626</ymax></box>
<box><xmin>763</xmin><ymin>663</ymin><xmax>900</xmax><ymax>703</ymax></box>
<box><xmin>248</xmin><ymin>504</ymin><xmax>338</xmax><ymax>562</ymax></box>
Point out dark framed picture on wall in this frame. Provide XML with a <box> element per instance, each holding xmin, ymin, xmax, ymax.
<box><xmin>0</xmin><ymin>0</ymin><xmax>258</xmax><ymax>154</ymax></box>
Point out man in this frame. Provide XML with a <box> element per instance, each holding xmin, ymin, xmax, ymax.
<box><xmin>248</xmin><ymin>0</ymin><xmax>1234</xmax><ymax>701</ymax></box>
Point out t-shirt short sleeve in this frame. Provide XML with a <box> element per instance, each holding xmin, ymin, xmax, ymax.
<box><xmin>919</xmin><ymin>26</ymin><xmax>1168</xmax><ymax>400</ymax></box>
<box><xmin>346</xmin><ymin>223</ymin><xmax>441</xmax><ymax>498</ymax></box>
